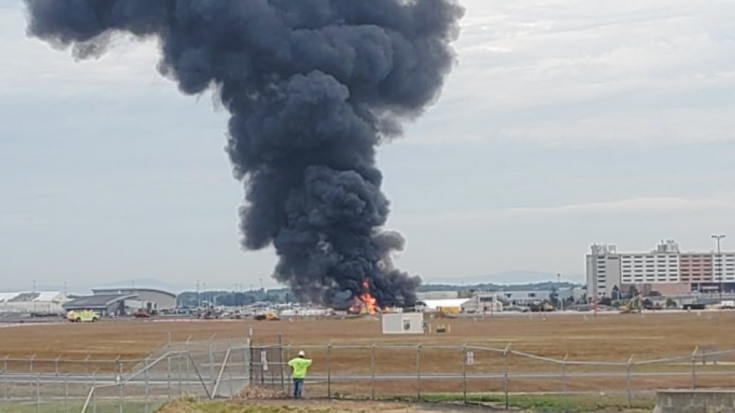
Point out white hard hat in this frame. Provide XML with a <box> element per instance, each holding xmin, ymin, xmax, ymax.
<box><xmin>298</xmin><ymin>350</ymin><xmax>305</xmax><ymax>357</ymax></box>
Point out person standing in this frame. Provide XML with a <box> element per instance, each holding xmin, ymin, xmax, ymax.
<box><xmin>288</xmin><ymin>350</ymin><xmax>312</xmax><ymax>398</ymax></box>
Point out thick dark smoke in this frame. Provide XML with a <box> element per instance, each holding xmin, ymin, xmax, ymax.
<box><xmin>24</xmin><ymin>0</ymin><xmax>463</xmax><ymax>307</ymax></box>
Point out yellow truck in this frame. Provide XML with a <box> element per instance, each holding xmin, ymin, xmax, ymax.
<box><xmin>67</xmin><ymin>310</ymin><xmax>100</xmax><ymax>323</ymax></box>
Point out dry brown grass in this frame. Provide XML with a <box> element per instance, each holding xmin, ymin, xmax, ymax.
<box><xmin>2</xmin><ymin>311</ymin><xmax>734</xmax><ymax>400</ymax></box>
<box><xmin>1</xmin><ymin>312</ymin><xmax>733</xmax><ymax>361</ymax></box>
<box><xmin>2</xmin><ymin>311</ymin><xmax>735</xmax><ymax>395</ymax></box>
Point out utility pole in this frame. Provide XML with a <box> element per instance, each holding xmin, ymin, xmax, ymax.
<box><xmin>712</xmin><ymin>234</ymin><xmax>726</xmax><ymax>304</ymax></box>
<box><xmin>196</xmin><ymin>280</ymin><xmax>200</xmax><ymax>308</ymax></box>
<box><xmin>557</xmin><ymin>273</ymin><xmax>563</xmax><ymax>311</ymax></box>
<box><xmin>32</xmin><ymin>279</ymin><xmax>37</xmax><ymax>312</ymax></box>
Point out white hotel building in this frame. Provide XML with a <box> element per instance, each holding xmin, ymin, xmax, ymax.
<box><xmin>586</xmin><ymin>240</ymin><xmax>735</xmax><ymax>298</ymax></box>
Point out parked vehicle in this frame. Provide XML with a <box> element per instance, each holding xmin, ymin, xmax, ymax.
<box><xmin>67</xmin><ymin>310</ymin><xmax>100</xmax><ymax>323</ymax></box>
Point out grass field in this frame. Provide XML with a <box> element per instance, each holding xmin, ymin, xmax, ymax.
<box><xmin>0</xmin><ymin>395</ymin><xmax>652</xmax><ymax>413</ymax></box>
<box><xmin>2</xmin><ymin>311</ymin><xmax>735</xmax><ymax>397</ymax></box>
<box><xmin>149</xmin><ymin>396</ymin><xmax>651</xmax><ymax>413</ymax></box>
<box><xmin>2</xmin><ymin>311</ymin><xmax>734</xmax><ymax>361</ymax></box>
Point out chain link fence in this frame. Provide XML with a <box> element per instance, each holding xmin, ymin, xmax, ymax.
<box><xmin>1</xmin><ymin>336</ymin><xmax>735</xmax><ymax>412</ymax></box>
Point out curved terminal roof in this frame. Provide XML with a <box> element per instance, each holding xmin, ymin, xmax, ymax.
<box><xmin>92</xmin><ymin>287</ymin><xmax>176</xmax><ymax>298</ymax></box>
<box><xmin>63</xmin><ymin>294</ymin><xmax>137</xmax><ymax>309</ymax></box>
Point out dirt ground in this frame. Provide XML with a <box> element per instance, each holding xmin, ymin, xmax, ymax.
<box><xmin>156</xmin><ymin>399</ymin><xmax>478</xmax><ymax>413</ymax></box>
<box><xmin>2</xmin><ymin>312</ymin><xmax>733</xmax><ymax>397</ymax></box>
<box><xmin>156</xmin><ymin>397</ymin><xmax>650</xmax><ymax>413</ymax></box>
<box><xmin>1</xmin><ymin>311</ymin><xmax>733</xmax><ymax>361</ymax></box>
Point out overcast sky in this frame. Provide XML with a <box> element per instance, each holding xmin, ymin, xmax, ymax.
<box><xmin>2</xmin><ymin>0</ymin><xmax>735</xmax><ymax>291</ymax></box>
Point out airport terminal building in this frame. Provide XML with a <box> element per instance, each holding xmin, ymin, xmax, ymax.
<box><xmin>586</xmin><ymin>240</ymin><xmax>735</xmax><ymax>298</ymax></box>
<box><xmin>0</xmin><ymin>291</ymin><xmax>68</xmax><ymax>314</ymax></box>
<box><xmin>63</xmin><ymin>287</ymin><xmax>177</xmax><ymax>316</ymax></box>
<box><xmin>91</xmin><ymin>288</ymin><xmax>177</xmax><ymax>310</ymax></box>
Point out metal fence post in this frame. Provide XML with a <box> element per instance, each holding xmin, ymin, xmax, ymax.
<box><xmin>35</xmin><ymin>374</ymin><xmax>39</xmax><ymax>413</ymax></box>
<box><xmin>209</xmin><ymin>340</ymin><xmax>216</xmax><ymax>388</ymax></box>
<box><xmin>626</xmin><ymin>356</ymin><xmax>634</xmax><ymax>409</ymax></box>
<box><xmin>249</xmin><ymin>341</ymin><xmax>254</xmax><ymax>391</ymax></box>
<box><xmin>370</xmin><ymin>344</ymin><xmax>376</xmax><ymax>401</ymax></box>
<box><xmin>55</xmin><ymin>356</ymin><xmax>61</xmax><ymax>376</ymax></box>
<box><xmin>30</xmin><ymin>354</ymin><xmax>35</xmax><ymax>374</ymax></box>
<box><xmin>277</xmin><ymin>335</ymin><xmax>284</xmax><ymax>393</ymax></box>
<box><xmin>118</xmin><ymin>361</ymin><xmax>124</xmax><ymax>413</ymax></box>
<box><xmin>691</xmin><ymin>346</ymin><xmax>699</xmax><ymax>390</ymax></box>
<box><xmin>92</xmin><ymin>369</ymin><xmax>98</xmax><ymax>413</ymax></box>
<box><xmin>462</xmin><ymin>344</ymin><xmax>467</xmax><ymax>405</ymax></box>
<box><xmin>416</xmin><ymin>344</ymin><xmax>422</xmax><ymax>402</ymax></box>
<box><xmin>503</xmin><ymin>344</ymin><xmax>511</xmax><ymax>410</ymax></box>
<box><xmin>242</xmin><ymin>339</ymin><xmax>253</xmax><ymax>386</ymax></box>
<box><xmin>178</xmin><ymin>354</ymin><xmax>184</xmax><ymax>397</ymax></box>
<box><xmin>286</xmin><ymin>345</ymin><xmax>292</xmax><ymax>396</ymax></box>
<box><xmin>1</xmin><ymin>357</ymin><xmax>6</xmax><ymax>407</ymax></box>
<box><xmin>327</xmin><ymin>342</ymin><xmax>332</xmax><ymax>399</ymax></box>
<box><xmin>228</xmin><ymin>348</ymin><xmax>235</xmax><ymax>399</ymax></box>
<box><xmin>65</xmin><ymin>374</ymin><xmax>70</xmax><ymax>413</ymax></box>
<box><xmin>186</xmin><ymin>335</ymin><xmax>192</xmax><ymax>377</ymax></box>
<box><xmin>144</xmin><ymin>357</ymin><xmax>150</xmax><ymax>413</ymax></box>
<box><xmin>0</xmin><ymin>363</ymin><xmax>5</xmax><ymax>412</ymax></box>
<box><xmin>562</xmin><ymin>355</ymin><xmax>568</xmax><ymax>397</ymax></box>
<box><xmin>167</xmin><ymin>333</ymin><xmax>173</xmax><ymax>401</ymax></box>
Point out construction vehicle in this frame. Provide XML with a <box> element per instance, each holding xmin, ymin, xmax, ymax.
<box><xmin>67</xmin><ymin>310</ymin><xmax>100</xmax><ymax>323</ymax></box>
<box><xmin>619</xmin><ymin>295</ymin><xmax>643</xmax><ymax>314</ymax></box>
<box><xmin>436</xmin><ymin>306</ymin><xmax>462</xmax><ymax>315</ymax></box>
<box><xmin>197</xmin><ymin>308</ymin><xmax>221</xmax><ymax>320</ymax></box>
<box><xmin>254</xmin><ymin>312</ymin><xmax>280</xmax><ymax>321</ymax></box>
<box><xmin>530</xmin><ymin>302</ymin><xmax>555</xmax><ymax>312</ymax></box>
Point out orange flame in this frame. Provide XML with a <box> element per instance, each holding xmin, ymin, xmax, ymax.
<box><xmin>350</xmin><ymin>278</ymin><xmax>377</xmax><ymax>315</ymax></box>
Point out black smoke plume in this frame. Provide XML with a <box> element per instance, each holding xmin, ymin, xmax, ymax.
<box><xmin>24</xmin><ymin>0</ymin><xmax>463</xmax><ymax>307</ymax></box>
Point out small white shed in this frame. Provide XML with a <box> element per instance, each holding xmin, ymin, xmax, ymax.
<box><xmin>381</xmin><ymin>313</ymin><xmax>424</xmax><ymax>335</ymax></box>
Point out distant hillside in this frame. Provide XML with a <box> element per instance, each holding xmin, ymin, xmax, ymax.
<box><xmin>418</xmin><ymin>281</ymin><xmax>581</xmax><ymax>292</ymax></box>
<box><xmin>423</xmin><ymin>270</ymin><xmax>584</xmax><ymax>286</ymax></box>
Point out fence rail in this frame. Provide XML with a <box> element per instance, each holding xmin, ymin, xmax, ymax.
<box><xmin>1</xmin><ymin>338</ymin><xmax>735</xmax><ymax>413</ymax></box>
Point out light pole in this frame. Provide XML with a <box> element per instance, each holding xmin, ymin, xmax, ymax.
<box><xmin>557</xmin><ymin>273</ymin><xmax>562</xmax><ymax>308</ymax></box>
<box><xmin>712</xmin><ymin>234</ymin><xmax>726</xmax><ymax>304</ymax></box>
<box><xmin>556</xmin><ymin>273</ymin><xmax>563</xmax><ymax>311</ymax></box>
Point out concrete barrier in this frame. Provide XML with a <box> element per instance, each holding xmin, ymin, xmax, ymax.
<box><xmin>654</xmin><ymin>390</ymin><xmax>735</xmax><ymax>413</ymax></box>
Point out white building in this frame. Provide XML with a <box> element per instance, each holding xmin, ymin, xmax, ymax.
<box><xmin>0</xmin><ymin>291</ymin><xmax>68</xmax><ymax>314</ymax></box>
<box><xmin>461</xmin><ymin>293</ymin><xmax>505</xmax><ymax>313</ymax></box>
<box><xmin>421</xmin><ymin>298</ymin><xmax>469</xmax><ymax>311</ymax></box>
<box><xmin>498</xmin><ymin>290</ymin><xmax>552</xmax><ymax>304</ymax></box>
<box><xmin>416</xmin><ymin>291</ymin><xmax>459</xmax><ymax>300</ymax></box>
<box><xmin>558</xmin><ymin>287</ymin><xmax>586</xmax><ymax>303</ymax></box>
<box><xmin>586</xmin><ymin>240</ymin><xmax>735</xmax><ymax>298</ymax></box>
<box><xmin>92</xmin><ymin>287</ymin><xmax>177</xmax><ymax>311</ymax></box>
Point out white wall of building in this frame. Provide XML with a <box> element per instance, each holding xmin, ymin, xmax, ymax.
<box><xmin>498</xmin><ymin>290</ymin><xmax>552</xmax><ymax>303</ymax></box>
<box><xmin>587</xmin><ymin>253</ymin><xmax>622</xmax><ymax>298</ymax></box>
<box><xmin>714</xmin><ymin>253</ymin><xmax>735</xmax><ymax>281</ymax></box>
<box><xmin>586</xmin><ymin>241</ymin><xmax>735</xmax><ymax>298</ymax></box>
<box><xmin>0</xmin><ymin>292</ymin><xmax>68</xmax><ymax>314</ymax></box>
<box><xmin>621</xmin><ymin>253</ymin><xmax>679</xmax><ymax>284</ymax></box>
<box><xmin>382</xmin><ymin>313</ymin><xmax>424</xmax><ymax>334</ymax></box>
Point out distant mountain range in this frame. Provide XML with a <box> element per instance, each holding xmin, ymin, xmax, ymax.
<box><xmin>423</xmin><ymin>270</ymin><xmax>584</xmax><ymax>285</ymax></box>
<box><xmin>11</xmin><ymin>271</ymin><xmax>584</xmax><ymax>294</ymax></box>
